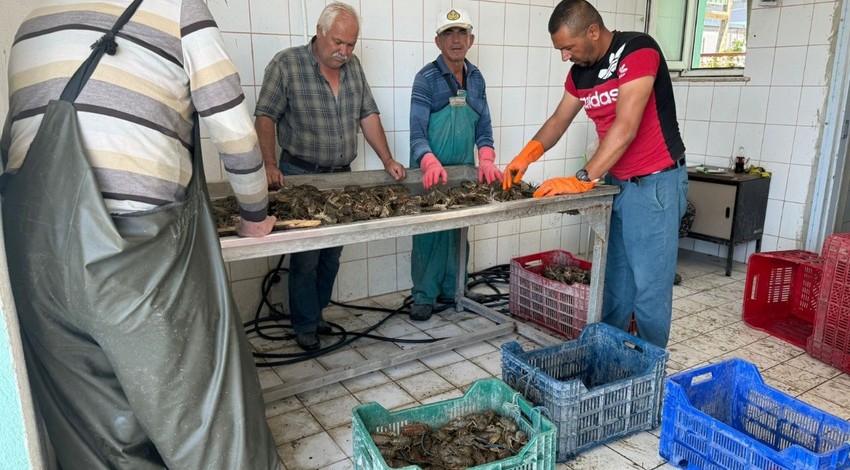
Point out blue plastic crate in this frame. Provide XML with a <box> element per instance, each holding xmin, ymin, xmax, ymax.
<box><xmin>659</xmin><ymin>358</ymin><xmax>850</xmax><ymax>470</ymax></box>
<box><xmin>501</xmin><ymin>323</ymin><xmax>668</xmax><ymax>461</ymax></box>
<box><xmin>352</xmin><ymin>378</ymin><xmax>557</xmax><ymax>470</ymax></box>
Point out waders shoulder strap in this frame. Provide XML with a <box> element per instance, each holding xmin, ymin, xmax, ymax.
<box><xmin>59</xmin><ymin>0</ymin><xmax>145</xmax><ymax>103</ymax></box>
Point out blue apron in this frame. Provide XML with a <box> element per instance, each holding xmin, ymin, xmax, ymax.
<box><xmin>411</xmin><ymin>67</ymin><xmax>480</xmax><ymax>304</ymax></box>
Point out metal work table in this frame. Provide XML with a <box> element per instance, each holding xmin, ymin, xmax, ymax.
<box><xmin>213</xmin><ymin>166</ymin><xmax>618</xmax><ymax>402</ymax></box>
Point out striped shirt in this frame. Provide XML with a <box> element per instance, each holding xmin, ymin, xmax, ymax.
<box><xmin>409</xmin><ymin>55</ymin><xmax>493</xmax><ymax>165</ymax></box>
<box><xmin>254</xmin><ymin>38</ymin><xmax>379</xmax><ymax>167</ymax></box>
<box><xmin>3</xmin><ymin>0</ymin><xmax>268</xmax><ymax>221</ymax></box>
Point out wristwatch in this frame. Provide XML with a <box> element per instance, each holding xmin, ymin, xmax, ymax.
<box><xmin>575</xmin><ymin>168</ymin><xmax>591</xmax><ymax>182</ymax></box>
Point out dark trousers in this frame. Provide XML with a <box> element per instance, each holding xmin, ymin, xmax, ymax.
<box><xmin>280</xmin><ymin>160</ymin><xmax>345</xmax><ymax>333</ymax></box>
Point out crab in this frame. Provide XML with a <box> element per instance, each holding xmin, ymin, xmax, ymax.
<box><xmin>211</xmin><ymin>179</ymin><xmax>539</xmax><ymax>236</ymax></box>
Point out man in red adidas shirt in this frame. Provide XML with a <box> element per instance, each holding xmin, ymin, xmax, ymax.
<box><xmin>502</xmin><ymin>0</ymin><xmax>687</xmax><ymax>348</ymax></box>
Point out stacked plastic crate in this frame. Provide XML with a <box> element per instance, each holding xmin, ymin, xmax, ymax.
<box><xmin>807</xmin><ymin>233</ymin><xmax>850</xmax><ymax>372</ymax></box>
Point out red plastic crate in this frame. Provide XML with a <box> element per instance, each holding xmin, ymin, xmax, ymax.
<box><xmin>509</xmin><ymin>250</ymin><xmax>590</xmax><ymax>340</ymax></box>
<box><xmin>807</xmin><ymin>234</ymin><xmax>850</xmax><ymax>372</ymax></box>
<box><xmin>743</xmin><ymin>250</ymin><xmax>823</xmax><ymax>348</ymax></box>
<box><xmin>821</xmin><ymin>232</ymin><xmax>850</xmax><ymax>263</ymax></box>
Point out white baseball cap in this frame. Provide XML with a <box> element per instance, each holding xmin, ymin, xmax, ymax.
<box><xmin>436</xmin><ymin>8</ymin><xmax>473</xmax><ymax>34</ymax></box>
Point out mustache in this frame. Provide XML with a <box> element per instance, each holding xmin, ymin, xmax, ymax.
<box><xmin>332</xmin><ymin>52</ymin><xmax>350</xmax><ymax>62</ymax></box>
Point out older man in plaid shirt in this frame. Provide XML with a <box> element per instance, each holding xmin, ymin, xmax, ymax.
<box><xmin>255</xmin><ymin>2</ymin><xmax>405</xmax><ymax>351</ymax></box>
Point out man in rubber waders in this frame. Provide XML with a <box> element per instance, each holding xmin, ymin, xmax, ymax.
<box><xmin>502</xmin><ymin>0</ymin><xmax>687</xmax><ymax>348</ymax></box>
<box><xmin>2</xmin><ymin>0</ymin><xmax>280</xmax><ymax>468</ymax></box>
<box><xmin>408</xmin><ymin>8</ymin><xmax>502</xmax><ymax>321</ymax></box>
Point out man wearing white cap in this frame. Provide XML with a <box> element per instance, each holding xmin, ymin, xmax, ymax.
<box><xmin>408</xmin><ymin>8</ymin><xmax>502</xmax><ymax>321</ymax></box>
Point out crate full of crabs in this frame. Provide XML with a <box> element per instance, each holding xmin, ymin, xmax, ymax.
<box><xmin>351</xmin><ymin>378</ymin><xmax>557</xmax><ymax>469</ymax></box>
<box><xmin>509</xmin><ymin>250</ymin><xmax>591</xmax><ymax>340</ymax></box>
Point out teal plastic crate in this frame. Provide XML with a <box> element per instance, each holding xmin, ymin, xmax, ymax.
<box><xmin>501</xmin><ymin>322</ymin><xmax>668</xmax><ymax>461</ymax></box>
<box><xmin>660</xmin><ymin>358</ymin><xmax>850</xmax><ymax>470</ymax></box>
<box><xmin>351</xmin><ymin>378</ymin><xmax>556</xmax><ymax>470</ymax></box>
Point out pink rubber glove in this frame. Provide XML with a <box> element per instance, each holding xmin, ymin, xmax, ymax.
<box><xmin>478</xmin><ymin>147</ymin><xmax>503</xmax><ymax>184</ymax></box>
<box><xmin>236</xmin><ymin>215</ymin><xmax>277</xmax><ymax>237</ymax></box>
<box><xmin>420</xmin><ymin>153</ymin><xmax>447</xmax><ymax>190</ymax></box>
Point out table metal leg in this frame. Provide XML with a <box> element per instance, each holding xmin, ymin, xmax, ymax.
<box><xmin>725</xmin><ymin>243</ymin><xmax>733</xmax><ymax>276</ymax></box>
<box><xmin>582</xmin><ymin>204</ymin><xmax>611</xmax><ymax>324</ymax></box>
<box><xmin>455</xmin><ymin>226</ymin><xmax>469</xmax><ymax>313</ymax></box>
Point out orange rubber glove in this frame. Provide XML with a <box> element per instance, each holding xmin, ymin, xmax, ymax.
<box><xmin>503</xmin><ymin>140</ymin><xmax>544</xmax><ymax>190</ymax></box>
<box><xmin>477</xmin><ymin>146</ymin><xmax>502</xmax><ymax>184</ymax></box>
<box><xmin>533</xmin><ymin>176</ymin><xmax>596</xmax><ymax>198</ymax></box>
<box><xmin>420</xmin><ymin>153</ymin><xmax>447</xmax><ymax>189</ymax></box>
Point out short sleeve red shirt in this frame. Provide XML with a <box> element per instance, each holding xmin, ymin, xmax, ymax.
<box><xmin>565</xmin><ymin>31</ymin><xmax>685</xmax><ymax>180</ymax></box>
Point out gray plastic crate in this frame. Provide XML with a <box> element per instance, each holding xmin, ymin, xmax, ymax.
<box><xmin>501</xmin><ymin>323</ymin><xmax>668</xmax><ymax>461</ymax></box>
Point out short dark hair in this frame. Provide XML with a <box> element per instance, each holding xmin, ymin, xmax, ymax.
<box><xmin>548</xmin><ymin>0</ymin><xmax>605</xmax><ymax>36</ymax></box>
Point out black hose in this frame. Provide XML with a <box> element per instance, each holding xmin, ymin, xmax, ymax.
<box><xmin>243</xmin><ymin>257</ymin><xmax>512</xmax><ymax>366</ymax></box>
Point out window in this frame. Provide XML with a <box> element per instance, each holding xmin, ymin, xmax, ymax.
<box><xmin>649</xmin><ymin>0</ymin><xmax>749</xmax><ymax>74</ymax></box>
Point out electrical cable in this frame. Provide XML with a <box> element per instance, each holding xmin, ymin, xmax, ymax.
<box><xmin>243</xmin><ymin>255</ymin><xmax>513</xmax><ymax>366</ymax></box>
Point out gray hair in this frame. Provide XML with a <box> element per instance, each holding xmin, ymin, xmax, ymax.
<box><xmin>318</xmin><ymin>2</ymin><xmax>360</xmax><ymax>35</ymax></box>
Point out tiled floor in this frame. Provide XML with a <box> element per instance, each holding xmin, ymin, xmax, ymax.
<box><xmin>250</xmin><ymin>249</ymin><xmax>850</xmax><ymax>470</ymax></box>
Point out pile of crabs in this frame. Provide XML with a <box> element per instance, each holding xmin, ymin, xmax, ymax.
<box><xmin>370</xmin><ymin>410</ymin><xmax>529</xmax><ymax>469</ymax></box>
<box><xmin>212</xmin><ymin>180</ymin><xmax>537</xmax><ymax>230</ymax></box>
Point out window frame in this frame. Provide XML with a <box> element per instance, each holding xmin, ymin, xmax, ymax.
<box><xmin>647</xmin><ymin>0</ymin><xmax>748</xmax><ymax>77</ymax></box>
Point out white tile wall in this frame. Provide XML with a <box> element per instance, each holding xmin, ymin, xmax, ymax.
<box><xmin>804</xmin><ymin>45</ymin><xmax>830</xmax><ymax>86</ymax></box>
<box><xmin>367</xmin><ymin>254</ymin><xmax>398</xmax><ymax>296</ymax></box>
<box><xmin>744</xmin><ymin>47</ymin><xmax>775</xmax><ymax>86</ymax></box>
<box><xmin>791</xmin><ymin>126</ymin><xmax>819</xmax><ymax>166</ymax></box>
<box><xmin>209</xmin><ymin>0</ymin><xmax>251</xmax><ymax>32</ymax></box>
<box><xmin>201</xmin><ymin>0</ymin><xmax>841</xmax><ymax>316</ymax></box>
<box><xmin>360</xmin><ymin>0</ymin><xmax>394</xmax><ymax>40</ymax></box>
<box><xmin>706</xmin><ymin>122</ymin><xmax>736</xmax><ymax>159</ymax></box>
<box><xmin>809</xmin><ymin>2</ymin><xmax>836</xmax><ymax>45</ymax></box>
<box><xmin>769</xmin><ymin>46</ymin><xmax>806</xmax><ymax>87</ymax></box>
<box><xmin>776</xmin><ymin>5</ymin><xmax>814</xmax><ymax>48</ymax></box>
<box><xmin>683</xmin><ymin>120</ymin><xmax>710</xmax><ymax>156</ymax></box>
<box><xmin>733</xmin><ymin>123</ymin><xmax>765</xmax><ymax>161</ymax></box>
<box><xmin>761</xmin><ymin>125</ymin><xmax>796</xmax><ymax>164</ymax></box>
<box><xmin>684</xmin><ymin>86</ymin><xmax>714</xmax><ymax>121</ymax></box>
<box><xmin>709</xmin><ymin>86</ymin><xmax>741</xmax><ymax>122</ymax></box>
<box><xmin>392</xmin><ymin>0</ymin><xmax>422</xmax><ymax>41</ymax></box>
<box><xmin>249</xmin><ymin>0</ymin><xmax>290</xmax><ymax>35</ymax></box>
<box><xmin>748</xmin><ymin>7</ymin><xmax>781</xmax><ymax>48</ymax></box>
<box><xmin>798</xmin><ymin>86</ymin><xmax>827</xmax><ymax>127</ymax></box>
<box><xmin>737</xmin><ymin>86</ymin><xmax>770</xmax><ymax>123</ymax></box>
<box><xmin>504</xmin><ymin>4</ymin><xmax>531</xmax><ymax>46</ymax></box>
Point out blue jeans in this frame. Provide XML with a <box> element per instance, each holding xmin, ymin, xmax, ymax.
<box><xmin>602</xmin><ymin>163</ymin><xmax>688</xmax><ymax>348</ymax></box>
<box><xmin>281</xmin><ymin>160</ymin><xmax>345</xmax><ymax>334</ymax></box>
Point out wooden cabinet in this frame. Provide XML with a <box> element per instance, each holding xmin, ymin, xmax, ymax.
<box><xmin>686</xmin><ymin>168</ymin><xmax>771</xmax><ymax>276</ymax></box>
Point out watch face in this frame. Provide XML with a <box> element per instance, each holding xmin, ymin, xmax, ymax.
<box><xmin>576</xmin><ymin>169</ymin><xmax>590</xmax><ymax>182</ymax></box>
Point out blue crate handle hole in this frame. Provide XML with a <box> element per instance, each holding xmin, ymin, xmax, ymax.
<box><xmin>622</xmin><ymin>339</ymin><xmax>644</xmax><ymax>354</ymax></box>
<box><xmin>690</xmin><ymin>371</ymin><xmax>715</xmax><ymax>386</ymax></box>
